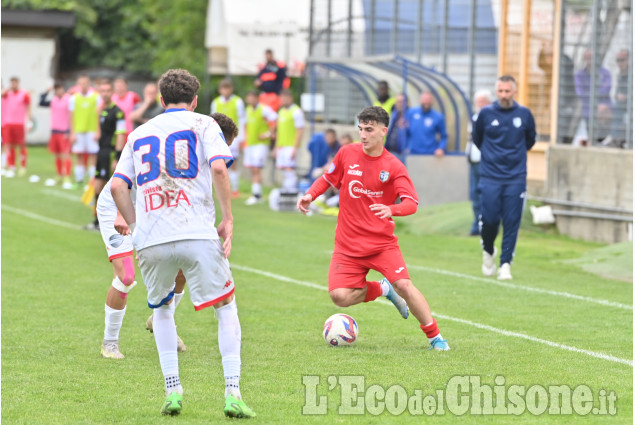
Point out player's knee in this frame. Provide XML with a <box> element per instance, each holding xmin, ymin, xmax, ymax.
<box><xmin>118</xmin><ymin>256</ymin><xmax>135</xmax><ymax>286</ymax></box>
<box><xmin>329</xmin><ymin>290</ymin><xmax>352</xmax><ymax>307</ymax></box>
<box><xmin>392</xmin><ymin>279</ymin><xmax>412</xmax><ymax>294</ymax></box>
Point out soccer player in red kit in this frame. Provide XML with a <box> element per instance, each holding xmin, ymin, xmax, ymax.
<box><xmin>297</xmin><ymin>106</ymin><xmax>449</xmax><ymax>350</ymax></box>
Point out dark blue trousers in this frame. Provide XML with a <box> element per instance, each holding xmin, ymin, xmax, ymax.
<box><xmin>478</xmin><ymin>180</ymin><xmax>526</xmax><ymax>265</ymax></box>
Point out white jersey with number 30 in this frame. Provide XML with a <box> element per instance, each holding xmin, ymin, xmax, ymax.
<box><xmin>113</xmin><ymin>108</ymin><xmax>232</xmax><ymax>251</ymax></box>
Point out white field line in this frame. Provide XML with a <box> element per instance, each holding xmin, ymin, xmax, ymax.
<box><xmin>40</xmin><ymin>188</ymin><xmax>81</xmax><ymax>202</ymax></box>
<box><xmin>4</xmin><ymin>205</ymin><xmax>632</xmax><ymax>367</ymax></box>
<box><xmin>232</xmin><ymin>264</ymin><xmax>633</xmax><ymax>368</ymax></box>
<box><xmin>406</xmin><ymin>264</ymin><xmax>633</xmax><ymax>311</ymax></box>
<box><xmin>2</xmin><ymin>204</ymin><xmax>82</xmax><ymax>230</ymax></box>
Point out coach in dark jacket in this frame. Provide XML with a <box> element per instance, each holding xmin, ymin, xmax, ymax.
<box><xmin>473</xmin><ymin>75</ymin><xmax>536</xmax><ymax>281</ymax></box>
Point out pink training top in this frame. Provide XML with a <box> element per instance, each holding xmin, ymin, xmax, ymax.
<box><xmin>4</xmin><ymin>89</ymin><xmax>30</xmax><ymax>125</ymax></box>
<box><xmin>112</xmin><ymin>90</ymin><xmax>141</xmax><ymax>134</ymax></box>
<box><xmin>1</xmin><ymin>93</ymin><xmax>8</xmax><ymax>127</ymax></box>
<box><xmin>50</xmin><ymin>94</ymin><xmax>71</xmax><ymax>132</ymax></box>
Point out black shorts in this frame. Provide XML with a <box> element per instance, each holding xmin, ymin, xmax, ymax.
<box><xmin>96</xmin><ymin>148</ymin><xmax>113</xmax><ymax>181</ymax></box>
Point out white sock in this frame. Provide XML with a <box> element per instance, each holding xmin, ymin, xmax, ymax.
<box><xmin>153</xmin><ymin>302</ymin><xmax>182</xmax><ymax>395</ymax></box>
<box><xmin>428</xmin><ymin>333</ymin><xmax>444</xmax><ymax>343</ymax></box>
<box><xmin>229</xmin><ymin>169</ymin><xmax>239</xmax><ymax>192</ymax></box>
<box><xmin>252</xmin><ymin>182</ymin><xmax>262</xmax><ymax>198</ymax></box>
<box><xmin>174</xmin><ymin>290</ymin><xmax>184</xmax><ymax>308</ymax></box>
<box><xmin>217</xmin><ymin>299</ymin><xmax>241</xmax><ymax>399</ymax></box>
<box><xmin>75</xmin><ymin>165</ymin><xmax>85</xmax><ymax>182</ymax></box>
<box><xmin>379</xmin><ymin>280</ymin><xmax>390</xmax><ymax>297</ymax></box>
<box><xmin>1</xmin><ymin>153</ymin><xmax>6</xmax><ymax>168</ymax></box>
<box><xmin>87</xmin><ymin>165</ymin><xmax>96</xmax><ymax>180</ymax></box>
<box><xmin>104</xmin><ymin>305</ymin><xmax>126</xmax><ymax>341</ymax></box>
<box><xmin>283</xmin><ymin>170</ymin><xmax>297</xmax><ymax>189</ymax></box>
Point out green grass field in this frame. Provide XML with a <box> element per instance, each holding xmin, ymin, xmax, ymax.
<box><xmin>2</xmin><ymin>147</ymin><xmax>632</xmax><ymax>424</ymax></box>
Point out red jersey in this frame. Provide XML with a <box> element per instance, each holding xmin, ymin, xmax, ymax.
<box><xmin>322</xmin><ymin>143</ymin><xmax>418</xmax><ymax>257</ymax></box>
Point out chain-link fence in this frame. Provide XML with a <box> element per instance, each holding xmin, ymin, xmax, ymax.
<box><xmin>558</xmin><ymin>1</ymin><xmax>632</xmax><ymax>148</ymax></box>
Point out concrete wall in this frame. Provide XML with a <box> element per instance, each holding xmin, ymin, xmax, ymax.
<box><xmin>545</xmin><ymin>145</ymin><xmax>633</xmax><ymax>243</ymax></box>
<box><xmin>406</xmin><ymin>155</ymin><xmax>469</xmax><ymax>207</ymax></box>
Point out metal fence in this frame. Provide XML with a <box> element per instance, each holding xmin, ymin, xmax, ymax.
<box><xmin>307</xmin><ymin>0</ymin><xmax>499</xmax><ymax>141</ymax></box>
<box><xmin>558</xmin><ymin>1</ymin><xmax>632</xmax><ymax>148</ymax></box>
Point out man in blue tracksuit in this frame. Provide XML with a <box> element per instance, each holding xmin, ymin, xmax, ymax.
<box><xmin>406</xmin><ymin>92</ymin><xmax>447</xmax><ymax>157</ymax></box>
<box><xmin>473</xmin><ymin>75</ymin><xmax>536</xmax><ymax>280</ymax></box>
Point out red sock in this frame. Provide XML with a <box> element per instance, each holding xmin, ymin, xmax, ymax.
<box><xmin>55</xmin><ymin>158</ymin><xmax>63</xmax><ymax>175</ymax></box>
<box><xmin>420</xmin><ymin>318</ymin><xmax>440</xmax><ymax>339</ymax></box>
<box><xmin>364</xmin><ymin>281</ymin><xmax>383</xmax><ymax>303</ymax></box>
<box><xmin>64</xmin><ymin>159</ymin><xmax>72</xmax><ymax>176</ymax></box>
<box><xmin>20</xmin><ymin>146</ymin><xmax>27</xmax><ymax>168</ymax></box>
<box><xmin>83</xmin><ymin>153</ymin><xmax>89</xmax><ymax>167</ymax></box>
<box><xmin>7</xmin><ymin>146</ymin><xmax>15</xmax><ymax>168</ymax></box>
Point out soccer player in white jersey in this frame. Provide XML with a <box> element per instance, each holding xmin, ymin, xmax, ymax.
<box><xmin>111</xmin><ymin>69</ymin><xmax>255</xmax><ymax>418</ymax></box>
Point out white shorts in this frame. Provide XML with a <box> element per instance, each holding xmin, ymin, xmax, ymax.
<box><xmin>97</xmin><ymin>204</ymin><xmax>134</xmax><ymax>261</ymax></box>
<box><xmin>244</xmin><ymin>144</ymin><xmax>269</xmax><ymax>168</ymax></box>
<box><xmin>138</xmin><ymin>239</ymin><xmax>234</xmax><ymax>310</ymax></box>
<box><xmin>276</xmin><ymin>146</ymin><xmax>296</xmax><ymax>169</ymax></box>
<box><xmin>72</xmin><ymin>132</ymin><xmax>99</xmax><ymax>154</ymax></box>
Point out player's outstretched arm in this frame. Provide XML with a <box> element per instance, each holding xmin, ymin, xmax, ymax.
<box><xmin>211</xmin><ymin>159</ymin><xmax>233</xmax><ymax>258</ymax></box>
<box><xmin>297</xmin><ymin>176</ymin><xmax>330</xmax><ymax>215</ymax></box>
<box><xmin>370</xmin><ymin>197</ymin><xmax>417</xmax><ymax>219</ymax></box>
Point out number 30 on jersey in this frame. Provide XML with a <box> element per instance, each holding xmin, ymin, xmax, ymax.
<box><xmin>134</xmin><ymin>130</ymin><xmax>198</xmax><ymax>186</ymax></box>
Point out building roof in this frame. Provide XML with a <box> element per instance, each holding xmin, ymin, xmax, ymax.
<box><xmin>1</xmin><ymin>8</ymin><xmax>75</xmax><ymax>29</ymax></box>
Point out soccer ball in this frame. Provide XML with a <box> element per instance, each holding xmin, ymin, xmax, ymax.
<box><xmin>323</xmin><ymin>313</ymin><xmax>358</xmax><ymax>346</ymax></box>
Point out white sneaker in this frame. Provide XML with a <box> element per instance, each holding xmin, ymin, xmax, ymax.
<box><xmin>101</xmin><ymin>340</ymin><xmax>125</xmax><ymax>359</ymax></box>
<box><xmin>245</xmin><ymin>196</ymin><xmax>262</xmax><ymax>206</ymax></box>
<box><xmin>497</xmin><ymin>263</ymin><xmax>512</xmax><ymax>280</ymax></box>
<box><xmin>482</xmin><ymin>247</ymin><xmax>497</xmax><ymax>276</ymax></box>
<box><xmin>4</xmin><ymin>169</ymin><xmax>15</xmax><ymax>178</ymax></box>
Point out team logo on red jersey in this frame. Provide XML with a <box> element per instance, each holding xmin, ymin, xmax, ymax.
<box><xmin>327</xmin><ymin>163</ymin><xmax>335</xmax><ymax>174</ymax></box>
<box><xmin>379</xmin><ymin>170</ymin><xmax>390</xmax><ymax>182</ymax></box>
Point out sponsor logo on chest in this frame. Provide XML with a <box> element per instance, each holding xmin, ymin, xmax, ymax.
<box><xmin>347</xmin><ymin>164</ymin><xmax>363</xmax><ymax>176</ymax></box>
<box><xmin>143</xmin><ymin>185</ymin><xmax>191</xmax><ymax>212</ymax></box>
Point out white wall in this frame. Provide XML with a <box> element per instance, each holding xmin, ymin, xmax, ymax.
<box><xmin>1</xmin><ymin>36</ymin><xmax>56</xmax><ymax>144</ymax></box>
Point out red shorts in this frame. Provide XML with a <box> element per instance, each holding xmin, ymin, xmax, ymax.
<box><xmin>259</xmin><ymin>92</ymin><xmax>281</xmax><ymax>111</ymax></box>
<box><xmin>328</xmin><ymin>248</ymin><xmax>410</xmax><ymax>291</ymax></box>
<box><xmin>49</xmin><ymin>133</ymin><xmax>71</xmax><ymax>154</ymax></box>
<box><xmin>3</xmin><ymin>124</ymin><xmax>25</xmax><ymax>145</ymax></box>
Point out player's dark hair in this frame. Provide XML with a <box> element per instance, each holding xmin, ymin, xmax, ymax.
<box><xmin>357</xmin><ymin>106</ymin><xmax>390</xmax><ymax>127</ymax></box>
<box><xmin>325</xmin><ymin>128</ymin><xmax>336</xmax><ymax>136</ymax></box>
<box><xmin>159</xmin><ymin>69</ymin><xmax>200</xmax><ymax>105</ymax></box>
<box><xmin>100</xmin><ymin>79</ymin><xmax>113</xmax><ymax>88</ymax></box>
<box><xmin>10</xmin><ymin>76</ymin><xmax>19</xmax><ymax>82</ymax></box>
<box><xmin>377</xmin><ymin>80</ymin><xmax>388</xmax><ymax>89</ymax></box>
<box><xmin>53</xmin><ymin>82</ymin><xmax>64</xmax><ymax>90</ymax></box>
<box><xmin>246</xmin><ymin>90</ymin><xmax>259</xmax><ymax>97</ymax></box>
<box><xmin>211</xmin><ymin>112</ymin><xmax>238</xmax><ymax>146</ymax></box>
<box><xmin>280</xmin><ymin>89</ymin><xmax>293</xmax><ymax>97</ymax></box>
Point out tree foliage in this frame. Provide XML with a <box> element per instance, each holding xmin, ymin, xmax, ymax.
<box><xmin>1</xmin><ymin>0</ymin><xmax>206</xmax><ymax>77</ymax></box>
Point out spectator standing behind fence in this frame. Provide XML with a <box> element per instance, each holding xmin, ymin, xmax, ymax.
<box><xmin>255</xmin><ymin>49</ymin><xmax>288</xmax><ymax>112</ymax></box>
<box><xmin>574</xmin><ymin>49</ymin><xmax>612</xmax><ymax>145</ymax></box>
<box><xmin>473</xmin><ymin>75</ymin><xmax>535</xmax><ymax>281</ymax></box>
<box><xmin>308</xmin><ymin>128</ymin><xmax>340</xmax><ymax>182</ymax></box>
<box><xmin>465</xmin><ymin>89</ymin><xmax>493</xmax><ymax>236</ymax></box>
<box><xmin>373</xmin><ymin>81</ymin><xmax>396</xmax><ymax>115</ymax></box>
<box><xmin>405</xmin><ymin>92</ymin><xmax>447</xmax><ymax>157</ymax></box>
<box><xmin>385</xmin><ymin>93</ymin><xmax>409</xmax><ymax>165</ymax></box>
<box><xmin>69</xmin><ymin>74</ymin><xmax>101</xmax><ymax>185</ymax></box>
<box><xmin>611</xmin><ymin>49</ymin><xmax>630</xmax><ymax>147</ymax></box>
<box><xmin>39</xmin><ymin>83</ymin><xmax>73</xmax><ymax>189</ymax></box>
